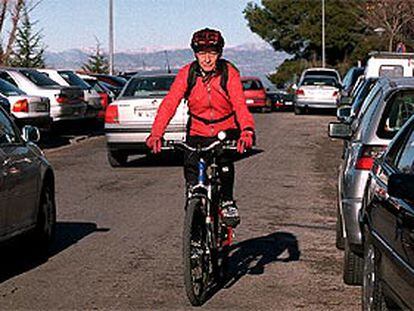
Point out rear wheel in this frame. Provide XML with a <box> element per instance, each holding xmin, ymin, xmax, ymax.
<box><xmin>362</xmin><ymin>231</ymin><xmax>388</xmax><ymax>311</ymax></box>
<box><xmin>107</xmin><ymin>150</ymin><xmax>128</xmax><ymax>167</ymax></box>
<box><xmin>183</xmin><ymin>198</ymin><xmax>209</xmax><ymax>306</ymax></box>
<box><xmin>343</xmin><ymin>241</ymin><xmax>364</xmax><ymax>285</ymax></box>
<box><xmin>294</xmin><ymin>105</ymin><xmax>304</xmax><ymax>115</ymax></box>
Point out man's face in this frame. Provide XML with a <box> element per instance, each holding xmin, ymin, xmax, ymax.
<box><xmin>195</xmin><ymin>51</ymin><xmax>219</xmax><ymax>72</ymax></box>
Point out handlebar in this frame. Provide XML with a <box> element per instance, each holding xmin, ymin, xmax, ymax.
<box><xmin>161</xmin><ymin>139</ymin><xmax>238</xmax><ymax>153</ymax></box>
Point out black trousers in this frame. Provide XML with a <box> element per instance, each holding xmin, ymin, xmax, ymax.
<box><xmin>183</xmin><ymin>135</ymin><xmax>235</xmax><ymax>201</ymax></box>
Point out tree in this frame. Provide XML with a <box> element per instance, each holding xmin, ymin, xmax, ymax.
<box><xmin>82</xmin><ymin>40</ymin><xmax>109</xmax><ymax>74</ymax></box>
<box><xmin>9</xmin><ymin>6</ymin><xmax>45</xmax><ymax>68</ymax></box>
<box><xmin>358</xmin><ymin>0</ymin><xmax>414</xmax><ymax>52</ymax></box>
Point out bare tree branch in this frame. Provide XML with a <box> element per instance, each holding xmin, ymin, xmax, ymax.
<box><xmin>3</xmin><ymin>0</ymin><xmax>24</xmax><ymax>63</ymax></box>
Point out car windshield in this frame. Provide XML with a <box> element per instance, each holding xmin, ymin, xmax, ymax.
<box><xmin>242</xmin><ymin>79</ymin><xmax>263</xmax><ymax>91</ymax></box>
<box><xmin>0</xmin><ymin>78</ymin><xmax>25</xmax><ymax>96</ymax></box>
<box><xmin>304</xmin><ymin>70</ymin><xmax>338</xmax><ymax>81</ymax></box>
<box><xmin>378</xmin><ymin>90</ymin><xmax>414</xmax><ymax>139</ymax></box>
<box><xmin>20</xmin><ymin>70</ymin><xmax>59</xmax><ymax>87</ymax></box>
<box><xmin>121</xmin><ymin>76</ymin><xmax>175</xmax><ymax>97</ymax></box>
<box><xmin>301</xmin><ymin>76</ymin><xmax>339</xmax><ymax>88</ymax></box>
<box><xmin>59</xmin><ymin>71</ymin><xmax>90</xmax><ymax>90</ymax></box>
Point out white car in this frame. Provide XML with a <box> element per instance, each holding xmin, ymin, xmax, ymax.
<box><xmin>105</xmin><ymin>74</ymin><xmax>187</xmax><ymax>167</ymax></box>
<box><xmin>0</xmin><ymin>68</ymin><xmax>87</xmax><ymax>122</ymax></box>
<box><xmin>38</xmin><ymin>69</ymin><xmax>103</xmax><ymax>119</ymax></box>
<box><xmin>294</xmin><ymin>75</ymin><xmax>341</xmax><ymax>114</ymax></box>
<box><xmin>0</xmin><ymin>78</ymin><xmax>51</xmax><ymax>130</ymax></box>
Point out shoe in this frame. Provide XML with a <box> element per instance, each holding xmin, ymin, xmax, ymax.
<box><xmin>221</xmin><ymin>200</ymin><xmax>240</xmax><ymax>228</ymax></box>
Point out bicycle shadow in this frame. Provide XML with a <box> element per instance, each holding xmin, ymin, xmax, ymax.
<box><xmin>223</xmin><ymin>231</ymin><xmax>300</xmax><ymax>288</ymax></box>
<box><xmin>0</xmin><ymin>221</ymin><xmax>109</xmax><ymax>283</ymax></box>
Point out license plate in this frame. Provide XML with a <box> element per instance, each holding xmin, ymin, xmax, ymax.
<box><xmin>35</xmin><ymin>103</ymin><xmax>47</xmax><ymax>112</ymax></box>
<box><xmin>246</xmin><ymin>99</ymin><xmax>254</xmax><ymax>104</ymax></box>
<box><xmin>134</xmin><ymin>109</ymin><xmax>155</xmax><ymax>118</ymax></box>
<box><xmin>285</xmin><ymin>101</ymin><xmax>293</xmax><ymax>106</ymax></box>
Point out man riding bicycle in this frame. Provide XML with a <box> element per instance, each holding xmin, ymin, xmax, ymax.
<box><xmin>146</xmin><ymin>28</ymin><xmax>255</xmax><ymax>227</ymax></box>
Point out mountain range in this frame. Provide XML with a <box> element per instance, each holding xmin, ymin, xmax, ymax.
<box><xmin>44</xmin><ymin>43</ymin><xmax>288</xmax><ymax>86</ymax></box>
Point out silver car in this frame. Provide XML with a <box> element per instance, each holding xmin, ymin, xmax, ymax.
<box><xmin>0</xmin><ymin>68</ymin><xmax>87</xmax><ymax>122</ymax></box>
<box><xmin>0</xmin><ymin>78</ymin><xmax>51</xmax><ymax>130</ymax></box>
<box><xmin>105</xmin><ymin>74</ymin><xmax>187</xmax><ymax>167</ymax></box>
<box><xmin>329</xmin><ymin>77</ymin><xmax>414</xmax><ymax>285</ymax></box>
<box><xmin>0</xmin><ymin>105</ymin><xmax>56</xmax><ymax>253</ymax></box>
<box><xmin>294</xmin><ymin>75</ymin><xmax>341</xmax><ymax>114</ymax></box>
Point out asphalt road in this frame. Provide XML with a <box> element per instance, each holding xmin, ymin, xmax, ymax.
<box><xmin>0</xmin><ymin>111</ymin><xmax>360</xmax><ymax>310</ymax></box>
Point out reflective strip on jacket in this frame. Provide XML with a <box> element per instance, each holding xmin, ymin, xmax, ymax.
<box><xmin>150</xmin><ymin>62</ymin><xmax>255</xmax><ymax>137</ymax></box>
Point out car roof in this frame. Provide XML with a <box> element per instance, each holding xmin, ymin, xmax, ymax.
<box><xmin>241</xmin><ymin>76</ymin><xmax>261</xmax><ymax>81</ymax></box>
<box><xmin>130</xmin><ymin>73</ymin><xmax>177</xmax><ymax>79</ymax></box>
<box><xmin>303</xmin><ymin>67</ymin><xmax>339</xmax><ymax>72</ymax></box>
<box><xmin>376</xmin><ymin>76</ymin><xmax>414</xmax><ymax>90</ymax></box>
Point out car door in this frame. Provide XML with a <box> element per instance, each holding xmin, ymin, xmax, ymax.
<box><xmin>0</xmin><ymin>148</ymin><xmax>8</xmax><ymax>237</ymax></box>
<box><xmin>0</xmin><ymin>109</ymin><xmax>40</xmax><ymax>232</ymax></box>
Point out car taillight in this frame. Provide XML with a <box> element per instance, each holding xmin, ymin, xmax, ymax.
<box><xmin>55</xmin><ymin>94</ymin><xmax>67</xmax><ymax>104</ymax></box>
<box><xmin>99</xmin><ymin>93</ymin><xmax>109</xmax><ymax>109</ymax></box>
<box><xmin>296</xmin><ymin>89</ymin><xmax>304</xmax><ymax>96</ymax></box>
<box><xmin>105</xmin><ymin>104</ymin><xmax>119</xmax><ymax>124</ymax></box>
<box><xmin>355</xmin><ymin>145</ymin><xmax>387</xmax><ymax>170</ymax></box>
<box><xmin>333</xmin><ymin>91</ymin><xmax>339</xmax><ymax>97</ymax></box>
<box><xmin>12</xmin><ymin>99</ymin><xmax>29</xmax><ymax>112</ymax></box>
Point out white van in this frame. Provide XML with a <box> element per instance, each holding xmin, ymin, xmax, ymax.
<box><xmin>364</xmin><ymin>51</ymin><xmax>414</xmax><ymax>78</ymax></box>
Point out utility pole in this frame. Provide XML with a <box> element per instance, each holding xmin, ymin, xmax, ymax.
<box><xmin>322</xmin><ymin>0</ymin><xmax>325</xmax><ymax>68</ymax></box>
<box><xmin>164</xmin><ymin>50</ymin><xmax>171</xmax><ymax>73</ymax></box>
<box><xmin>109</xmin><ymin>0</ymin><xmax>114</xmax><ymax>74</ymax></box>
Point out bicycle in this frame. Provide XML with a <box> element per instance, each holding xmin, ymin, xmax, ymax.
<box><xmin>163</xmin><ymin>132</ymin><xmax>238</xmax><ymax>306</ymax></box>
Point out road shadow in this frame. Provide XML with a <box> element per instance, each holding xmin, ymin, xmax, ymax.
<box><xmin>298</xmin><ymin>108</ymin><xmax>336</xmax><ymax>116</ymax></box>
<box><xmin>0</xmin><ymin>221</ymin><xmax>109</xmax><ymax>284</ymax></box>
<box><xmin>223</xmin><ymin>231</ymin><xmax>300</xmax><ymax>288</ymax></box>
<box><xmin>38</xmin><ymin>120</ymin><xmax>105</xmax><ymax>149</ymax></box>
<box><xmin>126</xmin><ymin>152</ymin><xmax>184</xmax><ymax>167</ymax></box>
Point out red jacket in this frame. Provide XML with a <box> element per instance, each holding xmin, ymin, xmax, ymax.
<box><xmin>150</xmin><ymin>61</ymin><xmax>255</xmax><ymax>137</ymax></box>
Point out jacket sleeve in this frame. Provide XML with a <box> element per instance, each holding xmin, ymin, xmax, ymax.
<box><xmin>150</xmin><ymin>65</ymin><xmax>189</xmax><ymax>137</ymax></box>
<box><xmin>227</xmin><ymin>65</ymin><xmax>255</xmax><ymax>132</ymax></box>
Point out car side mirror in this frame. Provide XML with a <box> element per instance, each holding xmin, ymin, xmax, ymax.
<box><xmin>328</xmin><ymin>122</ymin><xmax>352</xmax><ymax>139</ymax></box>
<box><xmin>22</xmin><ymin>125</ymin><xmax>40</xmax><ymax>143</ymax></box>
<box><xmin>388</xmin><ymin>173</ymin><xmax>414</xmax><ymax>202</ymax></box>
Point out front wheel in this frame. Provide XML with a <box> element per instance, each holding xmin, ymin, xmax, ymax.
<box><xmin>183</xmin><ymin>198</ymin><xmax>209</xmax><ymax>306</ymax></box>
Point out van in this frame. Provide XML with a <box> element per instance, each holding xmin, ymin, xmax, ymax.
<box><xmin>364</xmin><ymin>51</ymin><xmax>414</xmax><ymax>78</ymax></box>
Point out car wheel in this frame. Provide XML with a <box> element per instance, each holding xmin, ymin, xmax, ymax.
<box><xmin>343</xmin><ymin>240</ymin><xmax>364</xmax><ymax>285</ymax></box>
<box><xmin>362</xmin><ymin>232</ymin><xmax>388</xmax><ymax>311</ymax></box>
<box><xmin>336</xmin><ymin>207</ymin><xmax>345</xmax><ymax>250</ymax></box>
<box><xmin>107</xmin><ymin>150</ymin><xmax>128</xmax><ymax>167</ymax></box>
<box><xmin>33</xmin><ymin>183</ymin><xmax>56</xmax><ymax>255</ymax></box>
<box><xmin>294</xmin><ymin>105</ymin><xmax>303</xmax><ymax>115</ymax></box>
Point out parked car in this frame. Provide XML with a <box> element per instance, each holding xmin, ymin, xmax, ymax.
<box><xmin>267</xmin><ymin>90</ymin><xmax>294</xmax><ymax>111</ymax></box>
<box><xmin>0</xmin><ymin>94</ymin><xmax>11</xmax><ymax>114</ymax></box>
<box><xmin>329</xmin><ymin>77</ymin><xmax>414</xmax><ymax>285</ymax></box>
<box><xmin>365</xmin><ymin>51</ymin><xmax>414</xmax><ymax>78</ymax></box>
<box><xmin>0</xmin><ymin>78</ymin><xmax>50</xmax><ymax>130</ymax></box>
<box><xmin>105</xmin><ymin>73</ymin><xmax>187</xmax><ymax>167</ymax></box>
<box><xmin>0</xmin><ymin>68</ymin><xmax>86</xmax><ymax>122</ymax></box>
<box><xmin>299</xmin><ymin>67</ymin><xmax>342</xmax><ymax>85</ymax></box>
<box><xmin>294</xmin><ymin>75</ymin><xmax>341</xmax><ymax>114</ymax></box>
<box><xmin>241</xmin><ymin>76</ymin><xmax>271</xmax><ymax>113</ymax></box>
<box><xmin>341</xmin><ymin>66</ymin><xmax>364</xmax><ymax>97</ymax></box>
<box><xmin>0</xmin><ymin>105</ymin><xmax>56</xmax><ymax>254</ymax></box>
<box><xmin>91</xmin><ymin>74</ymin><xmax>127</xmax><ymax>97</ymax></box>
<box><xmin>38</xmin><ymin>69</ymin><xmax>103</xmax><ymax>120</ymax></box>
<box><xmin>361</xmin><ymin>114</ymin><xmax>414</xmax><ymax>310</ymax></box>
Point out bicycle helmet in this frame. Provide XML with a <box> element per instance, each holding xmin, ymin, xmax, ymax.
<box><xmin>190</xmin><ymin>28</ymin><xmax>225</xmax><ymax>53</ymax></box>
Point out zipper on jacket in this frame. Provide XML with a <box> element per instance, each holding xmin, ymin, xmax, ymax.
<box><xmin>207</xmin><ymin>83</ymin><xmax>214</xmax><ymax>134</ymax></box>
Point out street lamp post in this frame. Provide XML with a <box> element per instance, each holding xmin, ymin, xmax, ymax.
<box><xmin>109</xmin><ymin>0</ymin><xmax>114</xmax><ymax>75</ymax></box>
<box><xmin>322</xmin><ymin>0</ymin><xmax>325</xmax><ymax>68</ymax></box>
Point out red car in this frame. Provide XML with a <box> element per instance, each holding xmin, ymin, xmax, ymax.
<box><xmin>241</xmin><ymin>76</ymin><xmax>271</xmax><ymax>113</ymax></box>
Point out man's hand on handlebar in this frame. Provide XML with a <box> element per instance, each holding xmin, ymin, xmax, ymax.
<box><xmin>146</xmin><ymin>135</ymin><xmax>162</xmax><ymax>153</ymax></box>
<box><xmin>237</xmin><ymin>129</ymin><xmax>254</xmax><ymax>153</ymax></box>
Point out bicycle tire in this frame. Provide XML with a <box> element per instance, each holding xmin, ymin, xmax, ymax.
<box><xmin>183</xmin><ymin>197</ymin><xmax>208</xmax><ymax>306</ymax></box>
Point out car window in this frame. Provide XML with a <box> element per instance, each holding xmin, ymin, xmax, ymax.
<box><xmin>0</xmin><ymin>107</ymin><xmax>20</xmax><ymax>145</ymax></box>
<box><xmin>379</xmin><ymin>65</ymin><xmax>403</xmax><ymax>78</ymax></box>
<box><xmin>304</xmin><ymin>70</ymin><xmax>339</xmax><ymax>81</ymax></box>
<box><xmin>301</xmin><ymin>76</ymin><xmax>339</xmax><ymax>88</ymax></box>
<box><xmin>394</xmin><ymin>127</ymin><xmax>414</xmax><ymax>173</ymax></box>
<box><xmin>351</xmin><ymin>79</ymin><xmax>376</xmax><ymax>116</ymax></box>
<box><xmin>20</xmin><ymin>70</ymin><xmax>59</xmax><ymax>87</ymax></box>
<box><xmin>0</xmin><ymin>78</ymin><xmax>25</xmax><ymax>96</ymax></box>
<box><xmin>353</xmin><ymin>86</ymin><xmax>382</xmax><ymax>132</ymax></box>
<box><xmin>122</xmin><ymin>76</ymin><xmax>175</xmax><ymax>97</ymax></box>
<box><xmin>377</xmin><ymin>90</ymin><xmax>414</xmax><ymax>139</ymax></box>
<box><xmin>242</xmin><ymin>79</ymin><xmax>264</xmax><ymax>91</ymax></box>
<box><xmin>0</xmin><ymin>72</ymin><xmax>18</xmax><ymax>87</ymax></box>
<box><xmin>58</xmin><ymin>71</ymin><xmax>90</xmax><ymax>90</ymax></box>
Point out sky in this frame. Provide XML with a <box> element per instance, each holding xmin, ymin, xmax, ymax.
<box><xmin>31</xmin><ymin>0</ymin><xmax>264</xmax><ymax>52</ymax></box>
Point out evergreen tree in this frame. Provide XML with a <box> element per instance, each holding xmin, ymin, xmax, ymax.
<box><xmin>9</xmin><ymin>7</ymin><xmax>45</xmax><ymax>68</ymax></box>
<box><xmin>81</xmin><ymin>41</ymin><xmax>109</xmax><ymax>74</ymax></box>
